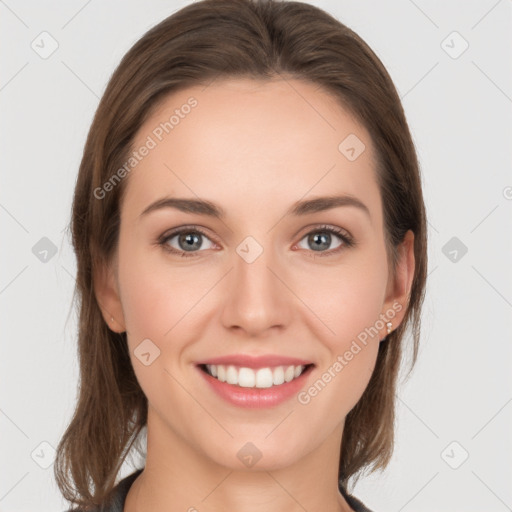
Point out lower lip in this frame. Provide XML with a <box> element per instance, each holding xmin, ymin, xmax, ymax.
<box><xmin>197</xmin><ymin>365</ymin><xmax>314</xmax><ymax>409</ymax></box>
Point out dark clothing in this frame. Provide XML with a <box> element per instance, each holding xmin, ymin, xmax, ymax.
<box><xmin>65</xmin><ymin>468</ymin><xmax>374</xmax><ymax>512</ymax></box>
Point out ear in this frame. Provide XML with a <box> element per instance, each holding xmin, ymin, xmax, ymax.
<box><xmin>379</xmin><ymin>229</ymin><xmax>415</xmax><ymax>340</ymax></box>
<box><xmin>93</xmin><ymin>258</ymin><xmax>126</xmax><ymax>333</ymax></box>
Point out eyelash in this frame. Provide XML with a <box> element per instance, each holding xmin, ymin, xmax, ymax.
<box><xmin>157</xmin><ymin>224</ymin><xmax>355</xmax><ymax>259</ymax></box>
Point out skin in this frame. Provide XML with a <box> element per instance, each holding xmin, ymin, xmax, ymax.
<box><xmin>95</xmin><ymin>77</ymin><xmax>415</xmax><ymax>512</ymax></box>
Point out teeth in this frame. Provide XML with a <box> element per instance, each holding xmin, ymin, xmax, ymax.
<box><xmin>273</xmin><ymin>366</ymin><xmax>284</xmax><ymax>385</ymax></box>
<box><xmin>204</xmin><ymin>364</ymin><xmax>308</xmax><ymax>388</ymax></box>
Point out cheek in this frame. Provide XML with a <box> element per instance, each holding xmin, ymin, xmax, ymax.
<box><xmin>117</xmin><ymin>236</ymin><xmax>201</xmax><ymax>338</ymax></box>
<box><xmin>292</xmin><ymin>254</ymin><xmax>387</xmax><ymax>405</ymax></box>
<box><xmin>296</xmin><ymin>266</ymin><xmax>384</xmax><ymax>417</ymax></box>
<box><xmin>117</xmin><ymin>245</ymin><xmax>221</xmax><ymax>379</ymax></box>
<box><xmin>116</xmin><ymin>249</ymin><xmax>198</xmax><ymax>409</ymax></box>
<box><xmin>294</xmin><ymin>256</ymin><xmax>388</xmax><ymax>347</ymax></box>
<box><xmin>118</xmin><ymin>265</ymin><xmax>171</xmax><ymax>341</ymax></box>
<box><xmin>115</xmin><ymin>241</ymin><xmax>183</xmax><ymax>368</ymax></box>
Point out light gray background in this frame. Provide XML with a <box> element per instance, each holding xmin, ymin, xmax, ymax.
<box><xmin>1</xmin><ymin>1</ymin><xmax>511</xmax><ymax>511</ymax></box>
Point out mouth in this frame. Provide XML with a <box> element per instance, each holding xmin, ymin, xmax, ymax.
<box><xmin>195</xmin><ymin>353</ymin><xmax>316</xmax><ymax>408</ymax></box>
<box><xmin>197</xmin><ymin>363</ymin><xmax>315</xmax><ymax>389</ymax></box>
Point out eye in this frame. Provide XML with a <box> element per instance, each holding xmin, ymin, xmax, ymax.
<box><xmin>157</xmin><ymin>224</ymin><xmax>355</xmax><ymax>258</ymax></box>
<box><xmin>295</xmin><ymin>225</ymin><xmax>355</xmax><ymax>257</ymax></box>
<box><xmin>158</xmin><ymin>226</ymin><xmax>216</xmax><ymax>257</ymax></box>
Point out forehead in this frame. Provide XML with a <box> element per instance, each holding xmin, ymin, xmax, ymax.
<box><xmin>123</xmin><ymin>78</ymin><xmax>381</xmax><ymax>222</ymax></box>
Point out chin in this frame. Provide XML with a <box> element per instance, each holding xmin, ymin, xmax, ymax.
<box><xmin>201</xmin><ymin>433</ymin><xmax>310</xmax><ymax>472</ymax></box>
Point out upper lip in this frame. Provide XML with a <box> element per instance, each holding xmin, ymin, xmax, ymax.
<box><xmin>196</xmin><ymin>354</ymin><xmax>314</xmax><ymax>369</ymax></box>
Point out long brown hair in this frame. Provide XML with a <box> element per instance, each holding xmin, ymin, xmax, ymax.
<box><xmin>55</xmin><ymin>0</ymin><xmax>427</xmax><ymax>507</ymax></box>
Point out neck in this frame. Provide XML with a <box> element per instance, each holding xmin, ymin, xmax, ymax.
<box><xmin>124</xmin><ymin>407</ymin><xmax>353</xmax><ymax>512</ymax></box>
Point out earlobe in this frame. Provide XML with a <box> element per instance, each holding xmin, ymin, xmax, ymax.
<box><xmin>381</xmin><ymin>230</ymin><xmax>416</xmax><ymax>339</ymax></box>
<box><xmin>93</xmin><ymin>260</ymin><xmax>126</xmax><ymax>333</ymax></box>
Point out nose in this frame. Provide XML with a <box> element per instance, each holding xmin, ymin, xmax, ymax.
<box><xmin>220</xmin><ymin>244</ymin><xmax>293</xmax><ymax>337</ymax></box>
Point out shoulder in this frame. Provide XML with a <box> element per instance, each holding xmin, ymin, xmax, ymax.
<box><xmin>339</xmin><ymin>482</ymin><xmax>375</xmax><ymax>512</ymax></box>
<box><xmin>62</xmin><ymin>468</ymin><xmax>144</xmax><ymax>512</ymax></box>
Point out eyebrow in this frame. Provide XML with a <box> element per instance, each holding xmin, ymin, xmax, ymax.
<box><xmin>139</xmin><ymin>194</ymin><xmax>371</xmax><ymax>220</ymax></box>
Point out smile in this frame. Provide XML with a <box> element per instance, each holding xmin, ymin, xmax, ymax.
<box><xmin>196</xmin><ymin>363</ymin><xmax>315</xmax><ymax>408</ymax></box>
<box><xmin>200</xmin><ymin>363</ymin><xmax>312</xmax><ymax>388</ymax></box>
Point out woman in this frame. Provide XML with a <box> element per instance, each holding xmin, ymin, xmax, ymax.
<box><xmin>56</xmin><ymin>0</ymin><xmax>427</xmax><ymax>510</ymax></box>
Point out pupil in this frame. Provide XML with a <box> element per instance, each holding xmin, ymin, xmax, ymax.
<box><xmin>181</xmin><ymin>233</ymin><xmax>201</xmax><ymax>250</ymax></box>
<box><xmin>311</xmin><ymin>232</ymin><xmax>329</xmax><ymax>251</ymax></box>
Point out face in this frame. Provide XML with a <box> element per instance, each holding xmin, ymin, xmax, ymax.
<box><xmin>96</xmin><ymin>78</ymin><xmax>413</xmax><ymax>472</ymax></box>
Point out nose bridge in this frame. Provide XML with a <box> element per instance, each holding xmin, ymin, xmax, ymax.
<box><xmin>221</xmin><ymin>235</ymin><xmax>291</xmax><ymax>334</ymax></box>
